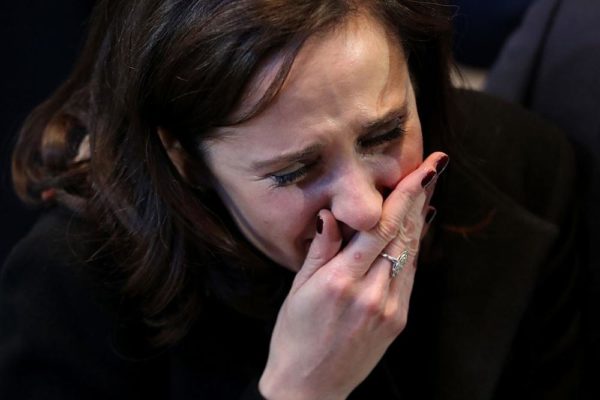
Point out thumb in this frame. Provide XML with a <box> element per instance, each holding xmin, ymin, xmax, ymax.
<box><xmin>292</xmin><ymin>210</ymin><xmax>342</xmax><ymax>291</ymax></box>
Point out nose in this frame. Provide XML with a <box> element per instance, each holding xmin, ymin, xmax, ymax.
<box><xmin>329</xmin><ymin>163</ymin><xmax>383</xmax><ymax>233</ymax></box>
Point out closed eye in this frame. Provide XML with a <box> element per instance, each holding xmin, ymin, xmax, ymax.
<box><xmin>267</xmin><ymin>117</ymin><xmax>407</xmax><ymax>187</ymax></box>
<box><xmin>268</xmin><ymin>159</ymin><xmax>319</xmax><ymax>187</ymax></box>
<box><xmin>358</xmin><ymin>125</ymin><xmax>406</xmax><ymax>149</ymax></box>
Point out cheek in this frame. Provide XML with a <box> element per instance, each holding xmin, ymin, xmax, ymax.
<box><xmin>239</xmin><ymin>189</ymin><xmax>319</xmax><ymax>244</ymax></box>
<box><xmin>262</xmin><ymin>191</ymin><xmax>318</xmax><ymax>235</ymax></box>
<box><xmin>399</xmin><ymin>140</ymin><xmax>423</xmax><ymax>175</ymax></box>
<box><xmin>250</xmin><ymin>190</ymin><xmax>321</xmax><ymax>268</ymax></box>
<box><xmin>380</xmin><ymin>134</ymin><xmax>424</xmax><ymax>189</ymax></box>
<box><xmin>216</xmin><ymin>185</ymin><xmax>317</xmax><ymax>269</ymax></box>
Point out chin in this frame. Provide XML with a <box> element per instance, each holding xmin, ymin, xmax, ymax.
<box><xmin>263</xmin><ymin>248</ymin><xmax>302</xmax><ymax>272</ymax></box>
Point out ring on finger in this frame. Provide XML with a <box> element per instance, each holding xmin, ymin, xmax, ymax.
<box><xmin>380</xmin><ymin>250</ymin><xmax>409</xmax><ymax>278</ymax></box>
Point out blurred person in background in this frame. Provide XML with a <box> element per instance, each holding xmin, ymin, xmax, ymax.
<box><xmin>486</xmin><ymin>0</ymin><xmax>600</xmax><ymax>398</ymax></box>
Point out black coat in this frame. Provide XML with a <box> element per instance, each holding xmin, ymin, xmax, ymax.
<box><xmin>485</xmin><ymin>2</ymin><xmax>600</xmax><ymax>392</ymax></box>
<box><xmin>0</xmin><ymin>90</ymin><xmax>583</xmax><ymax>399</ymax></box>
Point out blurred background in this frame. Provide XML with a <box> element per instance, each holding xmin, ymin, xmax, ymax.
<box><xmin>0</xmin><ymin>0</ymin><xmax>95</xmax><ymax>263</ymax></box>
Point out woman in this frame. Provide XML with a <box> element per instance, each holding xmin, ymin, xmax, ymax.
<box><xmin>0</xmin><ymin>0</ymin><xmax>581</xmax><ymax>399</ymax></box>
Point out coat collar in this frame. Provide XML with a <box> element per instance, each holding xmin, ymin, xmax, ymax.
<box><xmin>405</xmin><ymin>157</ymin><xmax>564</xmax><ymax>398</ymax></box>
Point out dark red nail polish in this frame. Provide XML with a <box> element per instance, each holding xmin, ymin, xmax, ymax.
<box><xmin>436</xmin><ymin>155</ymin><xmax>449</xmax><ymax>174</ymax></box>
<box><xmin>421</xmin><ymin>170</ymin><xmax>436</xmax><ymax>188</ymax></box>
<box><xmin>425</xmin><ymin>207</ymin><xmax>437</xmax><ymax>224</ymax></box>
<box><xmin>316</xmin><ymin>215</ymin><xmax>323</xmax><ymax>234</ymax></box>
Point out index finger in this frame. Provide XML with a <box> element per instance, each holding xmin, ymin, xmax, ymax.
<box><xmin>335</xmin><ymin>151</ymin><xmax>448</xmax><ymax>277</ymax></box>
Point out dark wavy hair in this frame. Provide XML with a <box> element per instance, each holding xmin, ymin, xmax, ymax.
<box><xmin>12</xmin><ymin>0</ymin><xmax>455</xmax><ymax>346</ymax></box>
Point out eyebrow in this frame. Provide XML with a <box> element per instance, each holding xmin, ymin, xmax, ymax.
<box><xmin>251</xmin><ymin>102</ymin><xmax>409</xmax><ymax>171</ymax></box>
<box><xmin>251</xmin><ymin>143</ymin><xmax>324</xmax><ymax>171</ymax></box>
<box><xmin>360</xmin><ymin>102</ymin><xmax>409</xmax><ymax>134</ymax></box>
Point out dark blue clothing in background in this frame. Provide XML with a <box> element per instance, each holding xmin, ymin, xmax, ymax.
<box><xmin>451</xmin><ymin>0</ymin><xmax>536</xmax><ymax>67</ymax></box>
<box><xmin>486</xmin><ymin>1</ymin><xmax>600</xmax><ymax>398</ymax></box>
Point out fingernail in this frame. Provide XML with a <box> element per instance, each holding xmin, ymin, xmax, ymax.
<box><xmin>316</xmin><ymin>215</ymin><xmax>323</xmax><ymax>234</ymax></box>
<box><xmin>436</xmin><ymin>155</ymin><xmax>449</xmax><ymax>174</ymax></box>
<box><xmin>421</xmin><ymin>170</ymin><xmax>437</xmax><ymax>189</ymax></box>
<box><xmin>425</xmin><ymin>206</ymin><xmax>437</xmax><ymax>224</ymax></box>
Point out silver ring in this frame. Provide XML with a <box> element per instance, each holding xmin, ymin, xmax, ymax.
<box><xmin>380</xmin><ymin>250</ymin><xmax>409</xmax><ymax>278</ymax></box>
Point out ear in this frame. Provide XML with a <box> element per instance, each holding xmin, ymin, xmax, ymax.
<box><xmin>157</xmin><ymin>127</ymin><xmax>190</xmax><ymax>181</ymax></box>
<box><xmin>158</xmin><ymin>127</ymin><xmax>215</xmax><ymax>191</ymax></box>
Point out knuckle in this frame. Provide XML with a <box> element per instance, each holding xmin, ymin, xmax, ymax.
<box><xmin>392</xmin><ymin>312</ymin><xmax>408</xmax><ymax>333</ymax></box>
<box><xmin>386</xmin><ymin>312</ymin><xmax>407</xmax><ymax>337</ymax></box>
<box><xmin>357</xmin><ymin>294</ymin><xmax>384</xmax><ymax>318</ymax></box>
<box><xmin>323</xmin><ymin>273</ymin><xmax>354</xmax><ymax>301</ymax></box>
<box><xmin>381</xmin><ymin>303</ymin><xmax>407</xmax><ymax>337</ymax></box>
<box><xmin>375</xmin><ymin>189</ymin><xmax>418</xmax><ymax>242</ymax></box>
<box><xmin>375</xmin><ymin>217</ymin><xmax>401</xmax><ymax>242</ymax></box>
<box><xmin>395</xmin><ymin>185</ymin><xmax>419</xmax><ymax>204</ymax></box>
<box><xmin>304</xmin><ymin>249</ymin><xmax>323</xmax><ymax>266</ymax></box>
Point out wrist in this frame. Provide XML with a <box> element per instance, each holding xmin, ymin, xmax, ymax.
<box><xmin>259</xmin><ymin>371</ymin><xmax>346</xmax><ymax>400</ymax></box>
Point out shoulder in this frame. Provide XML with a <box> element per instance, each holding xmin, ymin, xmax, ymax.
<box><xmin>1</xmin><ymin>207</ymin><xmax>110</xmax><ymax>312</ymax></box>
<box><xmin>0</xmin><ymin>208</ymin><xmax>168</xmax><ymax>397</ymax></box>
<box><xmin>3</xmin><ymin>208</ymin><xmax>90</xmax><ymax>301</ymax></box>
<box><xmin>0</xmin><ymin>207</ymin><xmax>119</xmax><ymax>351</ymax></box>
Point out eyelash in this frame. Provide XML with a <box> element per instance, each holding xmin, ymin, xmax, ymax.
<box><xmin>270</xmin><ymin>163</ymin><xmax>315</xmax><ymax>187</ymax></box>
<box><xmin>269</xmin><ymin>125</ymin><xmax>406</xmax><ymax>187</ymax></box>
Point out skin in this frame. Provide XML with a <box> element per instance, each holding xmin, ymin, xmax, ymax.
<box><xmin>167</xmin><ymin>11</ymin><xmax>448</xmax><ymax>400</ymax></box>
<box><xmin>203</xmin><ymin>14</ymin><xmax>424</xmax><ymax>271</ymax></box>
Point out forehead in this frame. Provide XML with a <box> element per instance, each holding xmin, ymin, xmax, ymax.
<box><xmin>207</xmin><ymin>13</ymin><xmax>410</xmax><ymax>156</ymax></box>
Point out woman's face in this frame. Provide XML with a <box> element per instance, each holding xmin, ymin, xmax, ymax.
<box><xmin>204</xmin><ymin>14</ymin><xmax>423</xmax><ymax>271</ymax></box>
